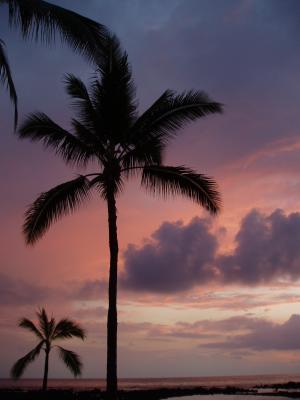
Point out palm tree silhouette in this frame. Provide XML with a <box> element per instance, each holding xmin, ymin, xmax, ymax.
<box><xmin>18</xmin><ymin>35</ymin><xmax>222</xmax><ymax>399</ymax></box>
<box><xmin>0</xmin><ymin>0</ymin><xmax>108</xmax><ymax>127</ymax></box>
<box><xmin>11</xmin><ymin>308</ymin><xmax>85</xmax><ymax>391</ymax></box>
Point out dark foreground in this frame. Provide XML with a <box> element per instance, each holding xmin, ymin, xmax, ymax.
<box><xmin>1</xmin><ymin>384</ymin><xmax>300</xmax><ymax>400</ymax></box>
<box><xmin>0</xmin><ymin>387</ymin><xmax>251</xmax><ymax>400</ymax></box>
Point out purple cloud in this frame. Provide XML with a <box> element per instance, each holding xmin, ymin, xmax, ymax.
<box><xmin>74</xmin><ymin>279</ymin><xmax>107</xmax><ymax>300</ymax></box>
<box><xmin>219</xmin><ymin>209</ymin><xmax>300</xmax><ymax>284</ymax></box>
<box><xmin>0</xmin><ymin>274</ymin><xmax>52</xmax><ymax>306</ymax></box>
<box><xmin>204</xmin><ymin>314</ymin><xmax>300</xmax><ymax>351</ymax></box>
<box><xmin>121</xmin><ymin>209</ymin><xmax>300</xmax><ymax>293</ymax></box>
<box><xmin>0</xmin><ymin>274</ymin><xmax>108</xmax><ymax>306</ymax></box>
<box><xmin>139</xmin><ymin>314</ymin><xmax>300</xmax><ymax>352</ymax></box>
<box><xmin>121</xmin><ymin>217</ymin><xmax>218</xmax><ymax>293</ymax></box>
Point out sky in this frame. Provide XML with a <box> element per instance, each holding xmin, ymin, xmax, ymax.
<box><xmin>1</xmin><ymin>0</ymin><xmax>300</xmax><ymax>379</ymax></box>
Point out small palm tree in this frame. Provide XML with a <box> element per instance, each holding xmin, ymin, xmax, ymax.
<box><xmin>11</xmin><ymin>308</ymin><xmax>86</xmax><ymax>391</ymax></box>
<box><xmin>18</xmin><ymin>35</ymin><xmax>222</xmax><ymax>399</ymax></box>
<box><xmin>0</xmin><ymin>0</ymin><xmax>108</xmax><ymax>126</ymax></box>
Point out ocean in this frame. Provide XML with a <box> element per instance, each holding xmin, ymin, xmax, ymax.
<box><xmin>1</xmin><ymin>374</ymin><xmax>300</xmax><ymax>390</ymax></box>
<box><xmin>170</xmin><ymin>397</ymin><xmax>291</xmax><ymax>400</ymax></box>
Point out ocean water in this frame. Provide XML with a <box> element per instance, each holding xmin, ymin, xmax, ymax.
<box><xmin>169</xmin><ymin>397</ymin><xmax>291</xmax><ymax>400</ymax></box>
<box><xmin>1</xmin><ymin>374</ymin><xmax>300</xmax><ymax>390</ymax></box>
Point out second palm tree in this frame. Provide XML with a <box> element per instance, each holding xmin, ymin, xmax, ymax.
<box><xmin>18</xmin><ymin>35</ymin><xmax>222</xmax><ymax>399</ymax></box>
<box><xmin>11</xmin><ymin>308</ymin><xmax>85</xmax><ymax>390</ymax></box>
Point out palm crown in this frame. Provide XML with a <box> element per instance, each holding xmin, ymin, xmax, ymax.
<box><xmin>0</xmin><ymin>0</ymin><xmax>108</xmax><ymax>127</ymax></box>
<box><xmin>11</xmin><ymin>308</ymin><xmax>85</xmax><ymax>383</ymax></box>
<box><xmin>19</xmin><ymin>35</ymin><xmax>222</xmax><ymax>244</ymax></box>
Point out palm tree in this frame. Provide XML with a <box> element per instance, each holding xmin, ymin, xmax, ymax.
<box><xmin>18</xmin><ymin>35</ymin><xmax>222</xmax><ymax>399</ymax></box>
<box><xmin>11</xmin><ymin>308</ymin><xmax>85</xmax><ymax>391</ymax></box>
<box><xmin>0</xmin><ymin>0</ymin><xmax>108</xmax><ymax>126</ymax></box>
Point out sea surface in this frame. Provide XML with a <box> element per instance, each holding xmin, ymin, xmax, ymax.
<box><xmin>169</xmin><ymin>397</ymin><xmax>291</xmax><ymax>400</ymax></box>
<box><xmin>1</xmin><ymin>374</ymin><xmax>300</xmax><ymax>390</ymax></box>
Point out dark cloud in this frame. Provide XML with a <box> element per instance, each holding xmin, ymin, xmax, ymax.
<box><xmin>204</xmin><ymin>314</ymin><xmax>300</xmax><ymax>351</ymax></box>
<box><xmin>191</xmin><ymin>315</ymin><xmax>269</xmax><ymax>333</ymax></box>
<box><xmin>0</xmin><ymin>274</ymin><xmax>51</xmax><ymax>305</ymax></box>
<box><xmin>220</xmin><ymin>209</ymin><xmax>300</xmax><ymax>284</ymax></box>
<box><xmin>74</xmin><ymin>279</ymin><xmax>107</xmax><ymax>300</ymax></box>
<box><xmin>150</xmin><ymin>315</ymin><xmax>268</xmax><ymax>341</ymax></box>
<box><xmin>122</xmin><ymin>209</ymin><xmax>300</xmax><ymax>293</ymax></box>
<box><xmin>121</xmin><ymin>217</ymin><xmax>218</xmax><ymax>293</ymax></box>
<box><xmin>73</xmin><ymin>313</ymin><xmax>300</xmax><ymax>352</ymax></box>
<box><xmin>142</xmin><ymin>313</ymin><xmax>300</xmax><ymax>352</ymax></box>
<box><xmin>0</xmin><ymin>274</ymin><xmax>108</xmax><ymax>306</ymax></box>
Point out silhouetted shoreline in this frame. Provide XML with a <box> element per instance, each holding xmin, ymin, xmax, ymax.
<box><xmin>2</xmin><ymin>384</ymin><xmax>300</xmax><ymax>399</ymax></box>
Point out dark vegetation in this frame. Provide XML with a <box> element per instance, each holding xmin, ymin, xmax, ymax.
<box><xmin>0</xmin><ymin>386</ymin><xmax>256</xmax><ymax>400</ymax></box>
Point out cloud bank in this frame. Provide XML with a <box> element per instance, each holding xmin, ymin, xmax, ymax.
<box><xmin>204</xmin><ymin>314</ymin><xmax>300</xmax><ymax>351</ymax></box>
<box><xmin>121</xmin><ymin>218</ymin><xmax>218</xmax><ymax>293</ymax></box>
<box><xmin>0</xmin><ymin>274</ymin><xmax>52</xmax><ymax>305</ymax></box>
<box><xmin>121</xmin><ymin>209</ymin><xmax>300</xmax><ymax>292</ymax></box>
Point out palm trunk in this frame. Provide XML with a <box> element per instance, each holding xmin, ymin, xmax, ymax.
<box><xmin>106</xmin><ymin>188</ymin><xmax>119</xmax><ymax>400</ymax></box>
<box><xmin>42</xmin><ymin>346</ymin><xmax>50</xmax><ymax>391</ymax></box>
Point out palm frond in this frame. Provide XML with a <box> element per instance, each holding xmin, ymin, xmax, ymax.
<box><xmin>93</xmin><ymin>35</ymin><xmax>137</xmax><ymax>144</ymax></box>
<box><xmin>10</xmin><ymin>340</ymin><xmax>44</xmax><ymax>379</ymax></box>
<box><xmin>64</xmin><ymin>74</ymin><xmax>96</xmax><ymax>131</ymax></box>
<box><xmin>71</xmin><ymin>118</ymin><xmax>104</xmax><ymax>151</ymax></box>
<box><xmin>19</xmin><ymin>318</ymin><xmax>44</xmax><ymax>340</ymax></box>
<box><xmin>0</xmin><ymin>39</ymin><xmax>18</xmax><ymax>128</ymax></box>
<box><xmin>36</xmin><ymin>308</ymin><xmax>49</xmax><ymax>337</ymax></box>
<box><xmin>121</xmin><ymin>137</ymin><xmax>163</xmax><ymax>172</ymax></box>
<box><xmin>18</xmin><ymin>112</ymin><xmax>94</xmax><ymax>166</ymax></box>
<box><xmin>3</xmin><ymin>0</ymin><xmax>108</xmax><ymax>63</ymax></box>
<box><xmin>48</xmin><ymin>317</ymin><xmax>56</xmax><ymax>339</ymax></box>
<box><xmin>53</xmin><ymin>319</ymin><xmax>86</xmax><ymax>341</ymax></box>
<box><xmin>57</xmin><ymin>346</ymin><xmax>83</xmax><ymax>377</ymax></box>
<box><xmin>141</xmin><ymin>165</ymin><xmax>221</xmax><ymax>214</ymax></box>
<box><xmin>131</xmin><ymin>90</ymin><xmax>222</xmax><ymax>146</ymax></box>
<box><xmin>64</xmin><ymin>75</ymin><xmax>109</xmax><ymax>155</ymax></box>
<box><xmin>24</xmin><ymin>175</ymin><xmax>92</xmax><ymax>245</ymax></box>
<box><xmin>64</xmin><ymin>73</ymin><xmax>91</xmax><ymax>101</ymax></box>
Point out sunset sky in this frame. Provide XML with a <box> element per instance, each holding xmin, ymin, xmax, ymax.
<box><xmin>2</xmin><ymin>0</ymin><xmax>300</xmax><ymax>379</ymax></box>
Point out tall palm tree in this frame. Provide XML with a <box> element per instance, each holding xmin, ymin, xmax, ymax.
<box><xmin>18</xmin><ymin>35</ymin><xmax>222</xmax><ymax>399</ymax></box>
<box><xmin>0</xmin><ymin>0</ymin><xmax>108</xmax><ymax>126</ymax></box>
<box><xmin>11</xmin><ymin>308</ymin><xmax>86</xmax><ymax>391</ymax></box>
